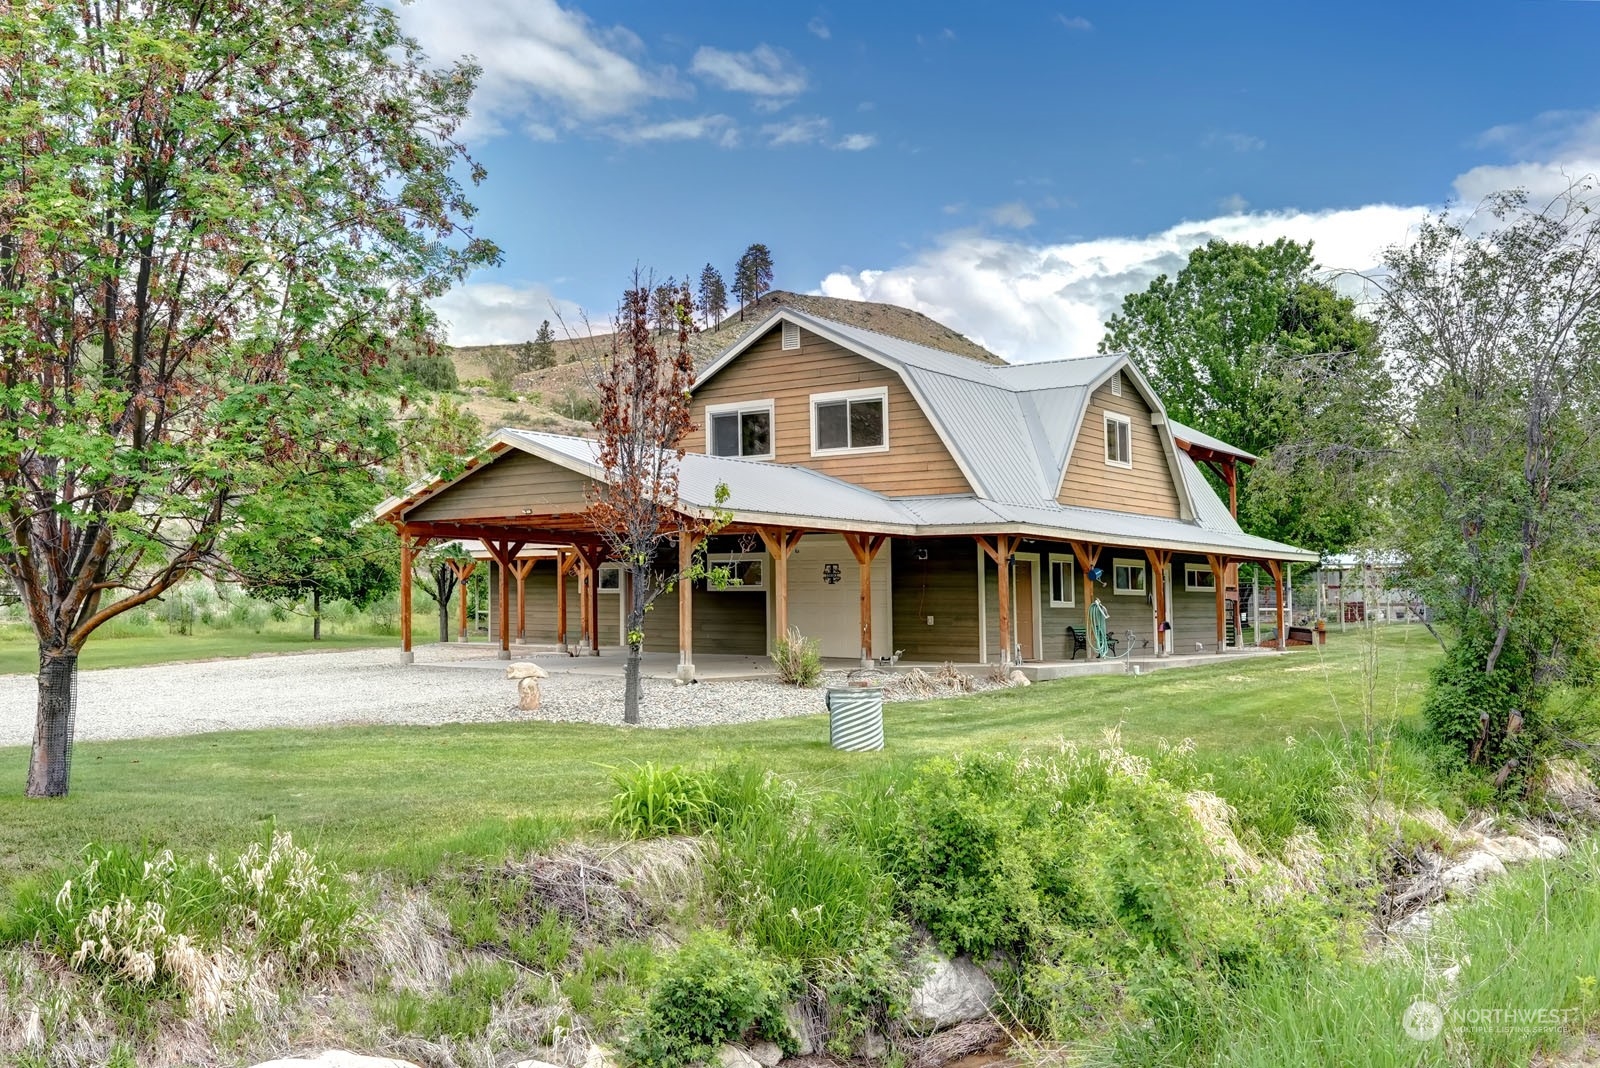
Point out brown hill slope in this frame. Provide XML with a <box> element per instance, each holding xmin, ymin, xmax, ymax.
<box><xmin>447</xmin><ymin>290</ymin><xmax>1002</xmax><ymax>433</ymax></box>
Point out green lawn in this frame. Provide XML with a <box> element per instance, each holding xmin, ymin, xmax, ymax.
<box><xmin>0</xmin><ymin>630</ymin><xmax>403</xmax><ymax>675</ymax></box>
<box><xmin>0</xmin><ymin>627</ymin><xmax>1440</xmax><ymax>890</ymax></box>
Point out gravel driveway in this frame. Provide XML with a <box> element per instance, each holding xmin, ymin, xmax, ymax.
<box><xmin>0</xmin><ymin>645</ymin><xmax>841</xmax><ymax>744</ymax></box>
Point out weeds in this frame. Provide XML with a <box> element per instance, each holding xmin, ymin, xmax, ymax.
<box><xmin>771</xmin><ymin>628</ymin><xmax>823</xmax><ymax>687</ymax></box>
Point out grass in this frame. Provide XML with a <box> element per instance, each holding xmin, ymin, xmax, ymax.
<box><xmin>0</xmin><ymin>627</ymin><xmax>1438</xmax><ymax>894</ymax></box>
<box><xmin>0</xmin><ymin>630</ymin><xmax>404</xmax><ymax>675</ymax></box>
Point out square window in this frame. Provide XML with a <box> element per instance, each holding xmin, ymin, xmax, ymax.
<box><xmin>1049</xmin><ymin>555</ymin><xmax>1076</xmax><ymax>607</ymax></box>
<box><xmin>1105</xmin><ymin>413</ymin><xmax>1132</xmax><ymax>467</ymax></box>
<box><xmin>1113</xmin><ymin>558</ymin><xmax>1146</xmax><ymax>596</ymax></box>
<box><xmin>598</xmin><ymin>566</ymin><xmax>622</xmax><ymax>592</ymax></box>
<box><xmin>711</xmin><ymin>412</ymin><xmax>740</xmax><ymax>456</ymax></box>
<box><xmin>812</xmin><ymin>389</ymin><xmax>889</xmax><ymax>454</ymax></box>
<box><xmin>740</xmin><ymin>409</ymin><xmax>770</xmax><ymax>456</ymax></box>
<box><xmin>707</xmin><ymin>554</ymin><xmax>766</xmax><ymax>591</ymax></box>
<box><xmin>707</xmin><ymin>402</ymin><xmax>774</xmax><ymax>458</ymax></box>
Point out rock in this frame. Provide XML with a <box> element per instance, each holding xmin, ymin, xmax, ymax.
<box><xmin>511</xmin><ymin>1062</ymin><xmax>565</xmax><ymax>1068</ymax></box>
<box><xmin>746</xmin><ymin>1041</ymin><xmax>782</xmax><ymax>1068</ymax></box>
<box><xmin>1483</xmin><ymin>836</ymin><xmax>1543</xmax><ymax>864</ymax></box>
<box><xmin>1007</xmin><ymin>669</ymin><xmax>1031</xmax><ymax>687</ymax></box>
<box><xmin>249</xmin><ymin>1054</ymin><xmax>421</xmax><ymax>1068</ymax></box>
<box><xmin>907</xmin><ymin>952</ymin><xmax>997</xmax><ymax>1032</ymax></box>
<box><xmin>1440</xmin><ymin>851</ymin><xmax>1506</xmax><ymax>890</ymax></box>
<box><xmin>858</xmin><ymin>1029</ymin><xmax>889</xmax><ymax>1059</ymax></box>
<box><xmin>518</xmin><ymin>676</ymin><xmax>543</xmax><ymax>711</ymax></box>
<box><xmin>583</xmin><ymin>1045</ymin><xmax>618</xmax><ymax>1068</ymax></box>
<box><xmin>718</xmin><ymin>1047</ymin><xmax>761</xmax><ymax>1068</ymax></box>
<box><xmin>782</xmin><ymin>1003</ymin><xmax>817</xmax><ymax>1056</ymax></box>
<box><xmin>1535</xmin><ymin>834</ymin><xmax>1568</xmax><ymax>859</ymax></box>
<box><xmin>506</xmin><ymin>662</ymin><xmax>549</xmax><ymax>680</ymax></box>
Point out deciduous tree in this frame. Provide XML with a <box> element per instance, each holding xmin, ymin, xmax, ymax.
<box><xmin>1377</xmin><ymin>183</ymin><xmax>1600</xmax><ymax>778</ymax></box>
<box><xmin>0</xmin><ymin>0</ymin><xmax>497</xmax><ymax>796</ymax></box>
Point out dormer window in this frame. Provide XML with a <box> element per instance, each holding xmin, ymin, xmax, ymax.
<box><xmin>1104</xmin><ymin>412</ymin><xmax>1132</xmax><ymax>468</ymax></box>
<box><xmin>811</xmin><ymin>387</ymin><xmax>888</xmax><ymax>455</ymax></box>
<box><xmin>706</xmin><ymin>400</ymin><xmax>774</xmax><ymax>459</ymax></box>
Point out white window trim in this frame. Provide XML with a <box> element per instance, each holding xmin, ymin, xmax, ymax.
<box><xmin>706</xmin><ymin>552</ymin><xmax>767</xmax><ymax>592</ymax></box>
<box><xmin>597</xmin><ymin>564</ymin><xmax>623</xmax><ymax>592</ymax></box>
<box><xmin>1104</xmin><ymin>411</ymin><xmax>1133</xmax><ymax>469</ymax></box>
<box><xmin>1048</xmin><ymin>553</ymin><xmax>1076</xmax><ymax>607</ymax></box>
<box><xmin>1112</xmin><ymin>556</ymin><xmax>1147</xmax><ymax>596</ymax></box>
<box><xmin>809</xmin><ymin>386</ymin><xmax>890</xmax><ymax>457</ymax></box>
<box><xmin>704</xmin><ymin>399</ymin><xmax>776</xmax><ymax>460</ymax></box>
<box><xmin>1184</xmin><ymin>563</ymin><xmax>1217</xmax><ymax>592</ymax></box>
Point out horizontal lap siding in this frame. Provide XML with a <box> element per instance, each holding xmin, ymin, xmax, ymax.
<box><xmin>891</xmin><ymin>538</ymin><xmax>980</xmax><ymax>661</ymax></box>
<box><xmin>687</xmin><ymin>327</ymin><xmax>972</xmax><ymax>497</ymax></box>
<box><xmin>1171</xmin><ymin>554</ymin><xmax>1225</xmax><ymax>651</ymax></box>
<box><xmin>409</xmin><ymin>451</ymin><xmax>592</xmax><ymax>522</ymax></box>
<box><xmin>1059</xmin><ymin>375</ymin><xmax>1182</xmax><ymax>518</ymax></box>
<box><xmin>489</xmin><ymin>563</ymin><xmax>621</xmax><ymax>645</ymax></box>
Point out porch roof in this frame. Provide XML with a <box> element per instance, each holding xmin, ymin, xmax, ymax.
<box><xmin>378</xmin><ymin>428</ymin><xmax>1318</xmax><ymax>563</ymax></box>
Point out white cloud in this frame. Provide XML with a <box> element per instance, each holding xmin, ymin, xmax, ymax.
<box><xmin>691</xmin><ymin>44</ymin><xmax>808</xmax><ymax>98</ymax></box>
<box><xmin>1453</xmin><ymin>110</ymin><xmax>1600</xmax><ymax>204</ymax></box>
<box><xmin>834</xmin><ymin>133</ymin><xmax>877</xmax><ymax>151</ymax></box>
<box><xmin>1204</xmin><ymin>131</ymin><xmax>1266</xmax><ymax>153</ymax></box>
<box><xmin>397</xmin><ymin>0</ymin><xmax>678</xmax><ymax>140</ymax></box>
<box><xmin>817</xmin><ymin>204</ymin><xmax>1427</xmax><ymax>362</ymax></box>
<box><xmin>807</xmin><ymin>16</ymin><xmax>830</xmax><ymax>39</ymax></box>
<box><xmin>610</xmin><ymin>114</ymin><xmax>740</xmax><ymax>148</ymax></box>
<box><xmin>1056</xmin><ymin>14</ymin><xmax>1093</xmax><ymax>30</ymax></box>
<box><xmin>987</xmin><ymin>202</ymin><xmax>1037</xmax><ymax>229</ymax></box>
<box><xmin>430</xmin><ymin>282</ymin><xmax>591</xmax><ymax>347</ymax></box>
<box><xmin>1217</xmin><ymin>193</ymin><xmax>1249</xmax><ymax>213</ymax></box>
<box><xmin>763</xmin><ymin>115</ymin><xmax>830</xmax><ymax>146</ymax></box>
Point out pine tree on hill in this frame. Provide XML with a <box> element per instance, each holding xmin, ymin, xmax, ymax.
<box><xmin>733</xmin><ymin>243</ymin><xmax>774</xmax><ymax>320</ymax></box>
<box><xmin>698</xmin><ymin>263</ymin><xmax>728</xmax><ymax>329</ymax></box>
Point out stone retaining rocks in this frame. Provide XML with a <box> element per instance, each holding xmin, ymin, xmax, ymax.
<box><xmin>249</xmin><ymin>1054</ymin><xmax>420</xmax><ymax>1068</ymax></box>
<box><xmin>907</xmin><ymin>951</ymin><xmax>997</xmax><ymax>1033</ymax></box>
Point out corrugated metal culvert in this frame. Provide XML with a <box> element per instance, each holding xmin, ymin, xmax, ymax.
<box><xmin>825</xmin><ymin>686</ymin><xmax>884</xmax><ymax>751</ymax></box>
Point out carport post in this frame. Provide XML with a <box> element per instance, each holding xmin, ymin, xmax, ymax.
<box><xmin>756</xmin><ymin>528</ymin><xmax>804</xmax><ymax>650</ymax></box>
<box><xmin>843</xmin><ymin>532</ymin><xmax>888</xmax><ymax>669</ymax></box>
<box><xmin>677</xmin><ymin>530</ymin><xmax>704</xmax><ymax>681</ymax></box>
<box><xmin>400</xmin><ymin>533</ymin><xmax>414</xmax><ymax>663</ymax></box>
<box><xmin>1071</xmin><ymin>541</ymin><xmax>1102</xmax><ymax>659</ymax></box>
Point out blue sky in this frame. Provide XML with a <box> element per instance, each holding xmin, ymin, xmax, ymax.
<box><xmin>400</xmin><ymin>0</ymin><xmax>1600</xmax><ymax>360</ymax></box>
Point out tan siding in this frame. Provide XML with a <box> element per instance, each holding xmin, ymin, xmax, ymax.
<box><xmin>488</xmin><ymin>562</ymin><xmax>622</xmax><ymax>646</ymax></box>
<box><xmin>687</xmin><ymin>326</ymin><xmax>972</xmax><ymax>496</ymax></box>
<box><xmin>1170</xmin><ymin>554</ymin><xmax>1227</xmax><ymax>650</ymax></box>
<box><xmin>891</xmin><ymin>538</ymin><xmax>980</xmax><ymax>661</ymax></box>
<box><xmin>408</xmin><ymin>451</ymin><xmax>592</xmax><ymax>523</ymax></box>
<box><xmin>1058</xmin><ymin>374</ymin><xmax>1182</xmax><ymax>517</ymax></box>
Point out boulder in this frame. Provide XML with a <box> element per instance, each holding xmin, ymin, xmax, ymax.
<box><xmin>746</xmin><ymin>1041</ymin><xmax>783</xmax><ymax>1068</ymax></box>
<box><xmin>1007</xmin><ymin>670</ymin><xmax>1031</xmax><ymax>687</ymax></box>
<box><xmin>249</xmin><ymin>1054</ymin><xmax>421</xmax><ymax>1068</ymax></box>
<box><xmin>858</xmin><ymin>1030</ymin><xmax>889</xmax><ymax>1059</ymax></box>
<box><xmin>1535</xmin><ymin>834</ymin><xmax>1568</xmax><ymax>859</ymax></box>
<box><xmin>506</xmin><ymin>662</ymin><xmax>549</xmax><ymax>680</ymax></box>
<box><xmin>583</xmin><ymin>1045</ymin><xmax>618</xmax><ymax>1068</ymax></box>
<box><xmin>782</xmin><ymin>1003</ymin><xmax>817</xmax><ymax>1056</ymax></box>
<box><xmin>718</xmin><ymin>1047</ymin><xmax>761</xmax><ymax>1068</ymax></box>
<box><xmin>907</xmin><ymin>952</ymin><xmax>997</xmax><ymax>1032</ymax></box>
<box><xmin>1440</xmin><ymin>851</ymin><xmax>1506</xmax><ymax>890</ymax></box>
<box><xmin>518</xmin><ymin>676</ymin><xmax>543</xmax><ymax>711</ymax></box>
<box><xmin>1483</xmin><ymin>836</ymin><xmax>1543</xmax><ymax>864</ymax></box>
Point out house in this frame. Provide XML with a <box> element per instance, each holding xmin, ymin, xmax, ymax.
<box><xmin>376</xmin><ymin>305</ymin><xmax>1317</xmax><ymax>678</ymax></box>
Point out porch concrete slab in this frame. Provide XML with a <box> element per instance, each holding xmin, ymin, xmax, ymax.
<box><xmin>412</xmin><ymin>643</ymin><xmax>777</xmax><ymax>681</ymax></box>
<box><xmin>1016</xmin><ymin>647</ymin><xmax>1284</xmax><ymax>682</ymax></box>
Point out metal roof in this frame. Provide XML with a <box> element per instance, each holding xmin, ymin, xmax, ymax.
<box><xmin>1168</xmin><ymin>418</ymin><xmax>1258</xmax><ymax>462</ymax></box>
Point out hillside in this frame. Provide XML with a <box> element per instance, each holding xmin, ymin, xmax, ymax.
<box><xmin>446</xmin><ymin>291</ymin><xmax>1002</xmax><ymax>434</ymax></box>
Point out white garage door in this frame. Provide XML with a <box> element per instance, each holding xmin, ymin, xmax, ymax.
<box><xmin>786</xmin><ymin>535</ymin><xmax>893</xmax><ymax>660</ymax></box>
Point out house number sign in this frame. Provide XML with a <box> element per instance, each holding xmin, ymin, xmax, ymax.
<box><xmin>822</xmin><ymin>563</ymin><xmax>842</xmax><ymax>585</ymax></box>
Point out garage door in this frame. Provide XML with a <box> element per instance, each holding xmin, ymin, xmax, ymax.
<box><xmin>786</xmin><ymin>535</ymin><xmax>893</xmax><ymax>660</ymax></box>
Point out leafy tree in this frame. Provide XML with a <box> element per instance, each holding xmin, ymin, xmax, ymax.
<box><xmin>484</xmin><ymin>347</ymin><xmax>518</xmax><ymax>395</ymax></box>
<box><xmin>0</xmin><ymin>0</ymin><xmax>497</xmax><ymax>796</ymax></box>
<box><xmin>225</xmin><ymin>471</ymin><xmax>397</xmax><ymax>640</ymax></box>
<box><xmin>733</xmin><ymin>244</ymin><xmax>775</xmax><ymax>320</ymax></box>
<box><xmin>1377</xmin><ymin>184</ymin><xmax>1600</xmax><ymax>778</ymax></box>
<box><xmin>1099</xmin><ymin>239</ymin><xmax>1391</xmax><ymax>551</ymax></box>
<box><xmin>587</xmin><ymin>275</ymin><xmax>727</xmax><ymax>724</ymax></box>
<box><xmin>401</xmin><ymin>350</ymin><xmax>460</xmax><ymax>392</ymax></box>
<box><xmin>698</xmin><ymin>263</ymin><xmax>728</xmax><ymax>329</ymax></box>
<box><xmin>413</xmin><ymin>541</ymin><xmax>473</xmax><ymax>643</ymax></box>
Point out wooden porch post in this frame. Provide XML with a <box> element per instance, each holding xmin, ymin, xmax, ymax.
<box><xmin>976</xmin><ymin>536</ymin><xmax>1016</xmax><ymax>665</ymax></box>
<box><xmin>484</xmin><ymin>540</ymin><xmax>526</xmax><ymax>660</ymax></box>
<box><xmin>587</xmin><ymin>552</ymin><xmax>602</xmax><ymax>656</ymax></box>
<box><xmin>578</xmin><ymin>561</ymin><xmax>591</xmax><ymax>652</ymax></box>
<box><xmin>556</xmin><ymin>549</ymin><xmax>577</xmax><ymax>648</ymax></box>
<box><xmin>1071</xmin><ymin>542</ymin><xmax>1102</xmax><ymax>659</ymax></box>
<box><xmin>1207</xmin><ymin>554</ymin><xmax>1228</xmax><ymax>653</ymax></box>
<box><xmin>756</xmin><ymin>528</ymin><xmax>805</xmax><ymax>648</ymax></box>
<box><xmin>446</xmin><ymin>559</ymin><xmax>476</xmax><ymax>642</ymax></box>
<box><xmin>1144</xmin><ymin>548</ymin><xmax>1172</xmax><ymax>656</ymax></box>
<box><xmin>1266</xmin><ymin>560</ymin><xmax>1286</xmax><ymax>650</ymax></box>
<box><xmin>399</xmin><ymin>532</ymin><xmax>414</xmax><ymax>662</ymax></box>
<box><xmin>843</xmin><ymin>533</ymin><xmax>888</xmax><ymax>667</ymax></box>
<box><xmin>677</xmin><ymin>530</ymin><xmax>705</xmax><ymax>680</ymax></box>
<box><xmin>510</xmin><ymin>558</ymin><xmax>536</xmax><ymax>641</ymax></box>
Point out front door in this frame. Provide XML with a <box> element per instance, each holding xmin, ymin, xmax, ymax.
<box><xmin>1015</xmin><ymin>561</ymin><xmax>1036</xmax><ymax>661</ymax></box>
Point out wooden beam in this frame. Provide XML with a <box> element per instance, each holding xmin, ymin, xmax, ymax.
<box><xmin>678</xmin><ymin>529</ymin><xmax>705</xmax><ymax>677</ymax></box>
<box><xmin>1225</xmin><ymin>457</ymin><xmax>1238</xmax><ymax>518</ymax></box>
<box><xmin>1145</xmin><ymin>548</ymin><xmax>1172</xmax><ymax>656</ymax></box>
<box><xmin>1207</xmin><ymin>554</ymin><xmax>1228</xmax><ymax>652</ymax></box>
<box><xmin>483</xmin><ymin>540</ymin><xmax>526</xmax><ymax>658</ymax></box>
<box><xmin>756</xmin><ymin>528</ymin><xmax>805</xmax><ymax>647</ymax></box>
<box><xmin>1071</xmin><ymin>541</ymin><xmax>1102</xmax><ymax>659</ymax></box>
<box><xmin>556</xmin><ymin>548</ymin><xmax>576</xmax><ymax>647</ymax></box>
<box><xmin>510</xmin><ymin>557</ymin><xmax>537</xmax><ymax>641</ymax></box>
<box><xmin>399</xmin><ymin>532</ymin><xmax>414</xmax><ymax>657</ymax></box>
<box><xmin>843</xmin><ymin>533</ymin><xmax>888</xmax><ymax>665</ymax></box>
<box><xmin>446</xmin><ymin>559</ymin><xmax>476</xmax><ymax>642</ymax></box>
<box><xmin>1265</xmin><ymin>559</ymin><xmax>1286</xmax><ymax>650</ymax></box>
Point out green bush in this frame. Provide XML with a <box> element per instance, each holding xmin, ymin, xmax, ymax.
<box><xmin>607</xmin><ymin>762</ymin><xmax>717</xmax><ymax>838</ymax></box>
<box><xmin>770</xmin><ymin>628</ymin><xmax>823</xmax><ymax>687</ymax></box>
<box><xmin>1423</xmin><ymin>628</ymin><xmax>1539</xmax><ymax>773</ymax></box>
<box><xmin>400</xmin><ymin>351</ymin><xmax>459</xmax><ymax>392</ymax></box>
<box><xmin>623</xmin><ymin>931</ymin><xmax>796</xmax><ymax>1068</ymax></box>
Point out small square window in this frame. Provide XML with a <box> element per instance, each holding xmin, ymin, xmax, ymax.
<box><xmin>1104</xmin><ymin>413</ymin><xmax>1132</xmax><ymax>467</ymax></box>
<box><xmin>707</xmin><ymin>554</ymin><xmax>766</xmax><ymax>591</ymax></box>
<box><xmin>1113</xmin><ymin>558</ymin><xmax>1146</xmax><ymax>596</ymax></box>
<box><xmin>598</xmin><ymin>565</ymin><xmax>622</xmax><ymax>592</ymax></box>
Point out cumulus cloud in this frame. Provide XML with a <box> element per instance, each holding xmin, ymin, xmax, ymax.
<box><xmin>1453</xmin><ymin>110</ymin><xmax>1600</xmax><ymax>203</ymax></box>
<box><xmin>396</xmin><ymin>0</ymin><xmax>678</xmax><ymax>140</ymax></box>
<box><xmin>610</xmin><ymin>114</ymin><xmax>740</xmax><ymax>148</ymax></box>
<box><xmin>817</xmin><ymin>204</ymin><xmax>1427</xmax><ymax>362</ymax></box>
<box><xmin>807</xmin><ymin>16</ymin><xmax>831</xmax><ymax>39</ymax></box>
<box><xmin>692</xmin><ymin>44</ymin><xmax>808</xmax><ymax>98</ymax></box>
<box><xmin>987</xmin><ymin>202</ymin><xmax>1037</xmax><ymax>229</ymax></box>
<box><xmin>763</xmin><ymin>114</ymin><xmax>831</xmax><ymax>146</ymax></box>
<box><xmin>430</xmin><ymin>282</ymin><xmax>592</xmax><ymax>347</ymax></box>
<box><xmin>834</xmin><ymin>133</ymin><xmax>878</xmax><ymax>151</ymax></box>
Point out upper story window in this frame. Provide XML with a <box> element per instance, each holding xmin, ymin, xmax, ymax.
<box><xmin>811</xmin><ymin>387</ymin><xmax>888</xmax><ymax>456</ymax></box>
<box><xmin>707</xmin><ymin>400</ymin><xmax>774</xmax><ymax>460</ymax></box>
<box><xmin>1104</xmin><ymin>412</ymin><xmax>1132</xmax><ymax>468</ymax></box>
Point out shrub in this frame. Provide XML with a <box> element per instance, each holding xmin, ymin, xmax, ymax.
<box><xmin>607</xmin><ymin>762</ymin><xmax>716</xmax><ymax>838</ymax></box>
<box><xmin>623</xmin><ymin>931</ymin><xmax>796</xmax><ymax>1068</ymax></box>
<box><xmin>770</xmin><ymin>628</ymin><xmax>822</xmax><ymax>687</ymax></box>
<box><xmin>400</xmin><ymin>351</ymin><xmax>459</xmax><ymax>392</ymax></box>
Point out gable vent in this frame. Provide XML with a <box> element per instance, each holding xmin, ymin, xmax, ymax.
<box><xmin>1110</xmin><ymin>372</ymin><xmax>1123</xmax><ymax>397</ymax></box>
<box><xmin>781</xmin><ymin>321</ymin><xmax>801</xmax><ymax>351</ymax></box>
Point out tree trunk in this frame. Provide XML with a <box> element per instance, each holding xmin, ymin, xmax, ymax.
<box><xmin>312</xmin><ymin>588</ymin><xmax>321</xmax><ymax>641</ymax></box>
<box><xmin>624</xmin><ymin>642</ymin><xmax>642</xmax><ymax>725</ymax></box>
<box><xmin>623</xmin><ymin>589</ymin><xmax>646</xmax><ymax>725</ymax></box>
<box><xmin>27</xmin><ymin>648</ymin><xmax>78</xmax><ymax>798</ymax></box>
